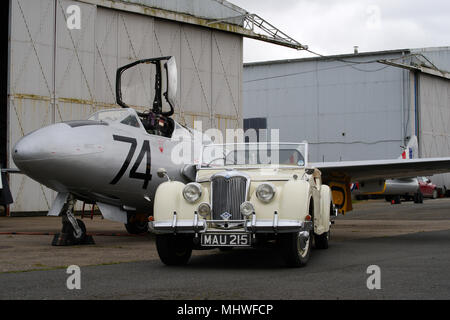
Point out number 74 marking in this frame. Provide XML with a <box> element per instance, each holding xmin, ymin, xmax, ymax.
<box><xmin>110</xmin><ymin>135</ymin><xmax>152</xmax><ymax>189</ymax></box>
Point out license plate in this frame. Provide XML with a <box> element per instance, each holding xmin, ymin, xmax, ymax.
<box><xmin>200</xmin><ymin>233</ymin><xmax>251</xmax><ymax>247</ymax></box>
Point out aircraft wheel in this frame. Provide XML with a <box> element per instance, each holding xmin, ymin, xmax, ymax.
<box><xmin>63</xmin><ymin>219</ymin><xmax>86</xmax><ymax>243</ymax></box>
<box><xmin>124</xmin><ymin>215</ymin><xmax>149</xmax><ymax>234</ymax></box>
<box><xmin>156</xmin><ymin>234</ymin><xmax>193</xmax><ymax>266</ymax></box>
<box><xmin>279</xmin><ymin>231</ymin><xmax>311</xmax><ymax>267</ymax></box>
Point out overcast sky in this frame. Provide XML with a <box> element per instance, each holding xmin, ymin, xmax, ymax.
<box><xmin>229</xmin><ymin>0</ymin><xmax>450</xmax><ymax>62</ymax></box>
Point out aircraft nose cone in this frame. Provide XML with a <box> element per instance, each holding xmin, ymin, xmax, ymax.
<box><xmin>12</xmin><ymin>123</ymin><xmax>72</xmax><ymax>171</ymax></box>
<box><xmin>13</xmin><ymin>131</ymin><xmax>44</xmax><ymax>163</ymax></box>
<box><xmin>12</xmin><ymin>122</ymin><xmax>106</xmax><ymax>186</ymax></box>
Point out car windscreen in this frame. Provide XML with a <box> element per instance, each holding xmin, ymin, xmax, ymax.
<box><xmin>201</xmin><ymin>143</ymin><xmax>307</xmax><ymax>168</ymax></box>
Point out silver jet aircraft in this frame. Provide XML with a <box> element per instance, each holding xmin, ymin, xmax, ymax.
<box><xmin>9</xmin><ymin>56</ymin><xmax>204</xmax><ymax>243</ymax></box>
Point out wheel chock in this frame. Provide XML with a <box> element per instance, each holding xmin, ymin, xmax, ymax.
<box><xmin>51</xmin><ymin>233</ymin><xmax>95</xmax><ymax>246</ymax></box>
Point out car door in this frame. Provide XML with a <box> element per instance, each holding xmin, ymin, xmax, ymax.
<box><xmin>421</xmin><ymin>177</ymin><xmax>432</xmax><ymax>196</ymax></box>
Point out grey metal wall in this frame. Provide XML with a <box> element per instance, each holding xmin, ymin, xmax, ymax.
<box><xmin>243</xmin><ymin>49</ymin><xmax>450</xmax><ymax>189</ymax></box>
<box><xmin>243</xmin><ymin>52</ymin><xmax>411</xmax><ymax>163</ymax></box>
<box><xmin>8</xmin><ymin>0</ymin><xmax>243</xmax><ymax>212</ymax></box>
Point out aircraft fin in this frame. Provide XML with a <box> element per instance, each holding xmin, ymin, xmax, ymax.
<box><xmin>96</xmin><ymin>202</ymin><xmax>127</xmax><ymax>224</ymax></box>
<box><xmin>399</xmin><ymin>136</ymin><xmax>418</xmax><ymax>159</ymax></box>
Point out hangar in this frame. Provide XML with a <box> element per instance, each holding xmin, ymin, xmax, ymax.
<box><xmin>1</xmin><ymin>0</ymin><xmax>304</xmax><ymax>214</ymax></box>
<box><xmin>243</xmin><ymin>47</ymin><xmax>450</xmax><ymax>193</ymax></box>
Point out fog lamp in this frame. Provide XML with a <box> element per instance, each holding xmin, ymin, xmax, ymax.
<box><xmin>197</xmin><ymin>202</ymin><xmax>211</xmax><ymax>218</ymax></box>
<box><xmin>240</xmin><ymin>201</ymin><xmax>254</xmax><ymax>217</ymax></box>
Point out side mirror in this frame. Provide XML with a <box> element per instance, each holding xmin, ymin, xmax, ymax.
<box><xmin>305</xmin><ymin>167</ymin><xmax>315</xmax><ymax>175</ymax></box>
<box><xmin>157</xmin><ymin>168</ymin><xmax>170</xmax><ymax>181</ymax></box>
<box><xmin>164</xmin><ymin>57</ymin><xmax>177</xmax><ymax>109</ymax></box>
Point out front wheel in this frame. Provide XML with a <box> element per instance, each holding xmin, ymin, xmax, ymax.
<box><xmin>156</xmin><ymin>234</ymin><xmax>193</xmax><ymax>266</ymax></box>
<box><xmin>432</xmin><ymin>189</ymin><xmax>438</xmax><ymax>199</ymax></box>
<box><xmin>279</xmin><ymin>231</ymin><xmax>311</xmax><ymax>267</ymax></box>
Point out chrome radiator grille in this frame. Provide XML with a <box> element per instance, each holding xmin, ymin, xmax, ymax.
<box><xmin>211</xmin><ymin>174</ymin><xmax>248</xmax><ymax>221</ymax></box>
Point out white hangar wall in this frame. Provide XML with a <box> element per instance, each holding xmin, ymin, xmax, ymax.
<box><xmin>7</xmin><ymin>0</ymin><xmax>243</xmax><ymax>213</ymax></box>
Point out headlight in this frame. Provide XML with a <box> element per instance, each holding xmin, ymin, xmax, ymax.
<box><xmin>183</xmin><ymin>183</ymin><xmax>202</xmax><ymax>203</ymax></box>
<box><xmin>256</xmin><ymin>183</ymin><xmax>276</xmax><ymax>203</ymax></box>
<box><xmin>197</xmin><ymin>202</ymin><xmax>211</xmax><ymax>218</ymax></box>
<box><xmin>240</xmin><ymin>201</ymin><xmax>254</xmax><ymax>217</ymax></box>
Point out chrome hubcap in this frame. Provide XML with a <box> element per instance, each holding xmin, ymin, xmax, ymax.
<box><xmin>297</xmin><ymin>231</ymin><xmax>310</xmax><ymax>258</ymax></box>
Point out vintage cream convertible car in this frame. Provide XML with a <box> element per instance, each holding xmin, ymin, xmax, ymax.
<box><xmin>150</xmin><ymin>143</ymin><xmax>337</xmax><ymax>267</ymax></box>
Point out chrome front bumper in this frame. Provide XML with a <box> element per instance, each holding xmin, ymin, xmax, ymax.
<box><xmin>149</xmin><ymin>212</ymin><xmax>313</xmax><ymax>234</ymax></box>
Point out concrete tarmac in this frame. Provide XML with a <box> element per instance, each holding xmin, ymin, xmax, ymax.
<box><xmin>0</xmin><ymin>198</ymin><xmax>449</xmax><ymax>299</ymax></box>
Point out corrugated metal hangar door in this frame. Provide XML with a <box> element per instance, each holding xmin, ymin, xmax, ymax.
<box><xmin>8</xmin><ymin>0</ymin><xmax>243</xmax><ymax>213</ymax></box>
<box><xmin>9</xmin><ymin>0</ymin><xmax>57</xmax><ymax>212</ymax></box>
<box><xmin>418</xmin><ymin>73</ymin><xmax>450</xmax><ymax>190</ymax></box>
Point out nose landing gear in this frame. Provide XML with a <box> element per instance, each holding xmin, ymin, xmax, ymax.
<box><xmin>52</xmin><ymin>194</ymin><xmax>95</xmax><ymax>246</ymax></box>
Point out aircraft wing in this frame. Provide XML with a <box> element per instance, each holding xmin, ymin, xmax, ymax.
<box><xmin>312</xmin><ymin>157</ymin><xmax>450</xmax><ymax>181</ymax></box>
<box><xmin>310</xmin><ymin>157</ymin><xmax>450</xmax><ymax>212</ymax></box>
<box><xmin>1</xmin><ymin>168</ymin><xmax>21</xmax><ymax>174</ymax></box>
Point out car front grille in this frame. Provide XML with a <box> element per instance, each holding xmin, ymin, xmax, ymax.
<box><xmin>211</xmin><ymin>174</ymin><xmax>248</xmax><ymax>221</ymax></box>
